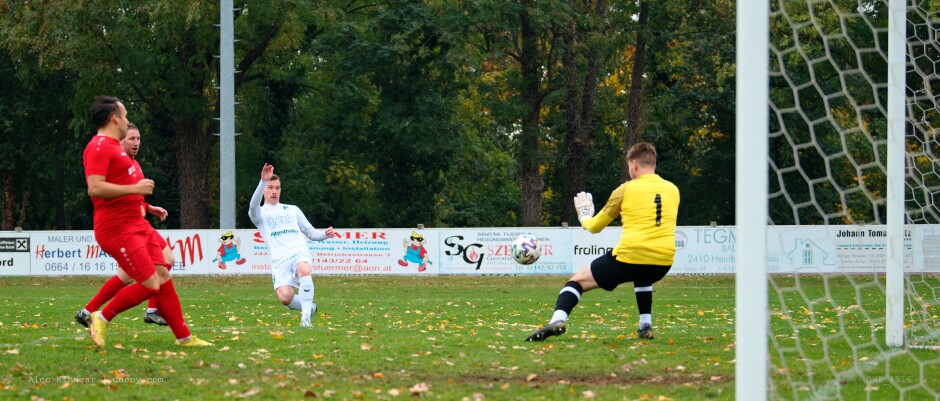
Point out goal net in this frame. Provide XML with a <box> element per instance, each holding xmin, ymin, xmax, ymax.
<box><xmin>738</xmin><ymin>1</ymin><xmax>940</xmax><ymax>400</ymax></box>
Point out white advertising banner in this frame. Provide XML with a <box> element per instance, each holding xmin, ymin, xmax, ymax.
<box><xmin>0</xmin><ymin>233</ymin><xmax>31</xmax><ymax>276</ymax></box>
<box><xmin>437</xmin><ymin>228</ymin><xmax>572</xmax><ymax>275</ymax></box>
<box><xmin>309</xmin><ymin>228</ymin><xmax>423</xmax><ymax>275</ymax></box>
<box><xmin>2</xmin><ymin>225</ymin><xmax>937</xmax><ymax>276</ymax></box>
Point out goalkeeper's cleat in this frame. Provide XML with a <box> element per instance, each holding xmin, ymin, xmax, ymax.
<box><xmin>637</xmin><ymin>323</ymin><xmax>654</xmax><ymax>339</ymax></box>
<box><xmin>177</xmin><ymin>336</ymin><xmax>213</xmax><ymax>347</ymax></box>
<box><xmin>75</xmin><ymin>309</ymin><xmax>91</xmax><ymax>328</ymax></box>
<box><xmin>144</xmin><ymin>311</ymin><xmax>168</xmax><ymax>326</ymax></box>
<box><xmin>88</xmin><ymin>311</ymin><xmax>109</xmax><ymax>348</ymax></box>
<box><xmin>525</xmin><ymin>320</ymin><xmax>566</xmax><ymax>342</ymax></box>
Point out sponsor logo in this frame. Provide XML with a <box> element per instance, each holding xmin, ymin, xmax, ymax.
<box><xmin>0</xmin><ymin>238</ymin><xmax>29</xmax><ymax>252</ymax></box>
<box><xmin>334</xmin><ymin>231</ymin><xmax>388</xmax><ymax>240</ymax></box>
<box><xmin>168</xmin><ymin>234</ymin><xmax>204</xmax><ymax>267</ymax></box>
<box><xmin>86</xmin><ymin>244</ymin><xmax>112</xmax><ymax>259</ymax></box>
<box><xmin>443</xmin><ymin>236</ymin><xmax>485</xmax><ymax>270</ymax></box>
<box><xmin>34</xmin><ymin>245</ymin><xmax>82</xmax><ymax>259</ymax></box>
<box><xmin>675</xmin><ymin>231</ymin><xmax>688</xmax><ymax>250</ymax></box>
<box><xmin>573</xmin><ymin>245</ymin><xmax>612</xmax><ymax>256</ymax></box>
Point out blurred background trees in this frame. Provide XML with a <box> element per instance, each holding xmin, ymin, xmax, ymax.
<box><xmin>0</xmin><ymin>0</ymin><xmax>738</xmax><ymax>230</ymax></box>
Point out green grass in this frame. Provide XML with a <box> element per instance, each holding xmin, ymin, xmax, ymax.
<box><xmin>0</xmin><ymin>275</ymin><xmax>936</xmax><ymax>400</ymax></box>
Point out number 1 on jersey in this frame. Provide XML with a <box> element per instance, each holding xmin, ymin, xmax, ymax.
<box><xmin>654</xmin><ymin>194</ymin><xmax>662</xmax><ymax>226</ymax></box>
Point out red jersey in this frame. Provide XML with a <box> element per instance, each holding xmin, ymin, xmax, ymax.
<box><xmin>83</xmin><ymin>135</ymin><xmax>146</xmax><ymax>233</ymax></box>
<box><xmin>132</xmin><ymin>158</ymin><xmax>152</xmax><ymax>211</ymax></box>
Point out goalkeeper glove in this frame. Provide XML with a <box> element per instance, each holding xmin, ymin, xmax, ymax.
<box><xmin>573</xmin><ymin>192</ymin><xmax>594</xmax><ymax>223</ymax></box>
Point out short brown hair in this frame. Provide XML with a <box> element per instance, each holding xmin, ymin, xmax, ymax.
<box><xmin>627</xmin><ymin>142</ymin><xmax>657</xmax><ymax>168</ymax></box>
<box><xmin>127</xmin><ymin>123</ymin><xmax>138</xmax><ymax>131</ymax></box>
<box><xmin>269</xmin><ymin>174</ymin><xmax>280</xmax><ymax>182</ymax></box>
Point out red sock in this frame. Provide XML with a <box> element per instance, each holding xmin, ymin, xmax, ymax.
<box><xmin>154</xmin><ymin>280</ymin><xmax>190</xmax><ymax>339</ymax></box>
<box><xmin>85</xmin><ymin>276</ymin><xmax>128</xmax><ymax>312</ymax></box>
<box><xmin>101</xmin><ymin>284</ymin><xmax>159</xmax><ymax>322</ymax></box>
<box><xmin>147</xmin><ymin>297</ymin><xmax>157</xmax><ymax>310</ymax></box>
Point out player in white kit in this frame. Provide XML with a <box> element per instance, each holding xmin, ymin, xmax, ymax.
<box><xmin>249</xmin><ymin>163</ymin><xmax>339</xmax><ymax>327</ymax></box>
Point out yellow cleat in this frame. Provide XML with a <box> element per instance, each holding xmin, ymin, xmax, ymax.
<box><xmin>177</xmin><ymin>336</ymin><xmax>213</xmax><ymax>347</ymax></box>
<box><xmin>88</xmin><ymin>311</ymin><xmax>109</xmax><ymax>348</ymax></box>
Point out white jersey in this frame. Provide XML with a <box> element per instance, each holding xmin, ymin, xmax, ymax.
<box><xmin>248</xmin><ymin>180</ymin><xmax>329</xmax><ymax>262</ymax></box>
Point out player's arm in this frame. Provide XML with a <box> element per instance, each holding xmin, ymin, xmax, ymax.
<box><xmin>577</xmin><ymin>185</ymin><xmax>624</xmax><ymax>233</ymax></box>
<box><xmin>248</xmin><ymin>179</ymin><xmax>266</xmax><ymax>226</ymax></box>
<box><xmin>86</xmin><ymin>175</ymin><xmax>153</xmax><ymax>198</ymax></box>
<box><xmin>146</xmin><ymin>203</ymin><xmax>169</xmax><ymax>221</ymax></box>
<box><xmin>296</xmin><ymin>209</ymin><xmax>338</xmax><ymax>241</ymax></box>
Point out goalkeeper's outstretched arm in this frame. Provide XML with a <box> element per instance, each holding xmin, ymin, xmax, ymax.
<box><xmin>576</xmin><ymin>185</ymin><xmax>623</xmax><ymax>233</ymax></box>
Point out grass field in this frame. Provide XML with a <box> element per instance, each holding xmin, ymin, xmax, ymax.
<box><xmin>0</xmin><ymin>274</ymin><xmax>936</xmax><ymax>400</ymax></box>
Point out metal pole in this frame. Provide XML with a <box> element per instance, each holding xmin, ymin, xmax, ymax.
<box><xmin>219</xmin><ymin>0</ymin><xmax>236</xmax><ymax>229</ymax></box>
<box><xmin>735</xmin><ymin>0</ymin><xmax>769</xmax><ymax>399</ymax></box>
<box><xmin>885</xmin><ymin>0</ymin><xmax>907</xmax><ymax>348</ymax></box>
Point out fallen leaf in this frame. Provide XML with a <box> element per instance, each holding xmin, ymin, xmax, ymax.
<box><xmin>409</xmin><ymin>382</ymin><xmax>430</xmax><ymax>395</ymax></box>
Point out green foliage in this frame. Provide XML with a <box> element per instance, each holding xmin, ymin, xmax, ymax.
<box><xmin>4</xmin><ymin>0</ymin><xmax>907</xmax><ymax>229</ymax></box>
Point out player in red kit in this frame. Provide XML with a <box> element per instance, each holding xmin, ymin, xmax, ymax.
<box><xmin>81</xmin><ymin>95</ymin><xmax>210</xmax><ymax>347</ymax></box>
<box><xmin>75</xmin><ymin>123</ymin><xmax>173</xmax><ymax>327</ymax></box>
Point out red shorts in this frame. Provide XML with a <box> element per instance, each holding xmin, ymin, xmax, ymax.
<box><xmin>96</xmin><ymin>224</ymin><xmax>166</xmax><ymax>282</ymax></box>
<box><xmin>152</xmin><ymin>232</ymin><xmax>171</xmax><ymax>270</ymax></box>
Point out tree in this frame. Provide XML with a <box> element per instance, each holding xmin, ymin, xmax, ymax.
<box><xmin>1</xmin><ymin>1</ymin><xmax>311</xmax><ymax>228</ymax></box>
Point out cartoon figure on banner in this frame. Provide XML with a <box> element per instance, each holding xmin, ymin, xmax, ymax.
<box><xmin>398</xmin><ymin>231</ymin><xmax>432</xmax><ymax>272</ymax></box>
<box><xmin>214</xmin><ymin>231</ymin><xmax>247</xmax><ymax>269</ymax></box>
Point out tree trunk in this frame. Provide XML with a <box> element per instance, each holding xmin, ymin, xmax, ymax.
<box><xmin>175</xmin><ymin>120</ymin><xmax>213</xmax><ymax>228</ymax></box>
<box><xmin>561</xmin><ymin>21</ymin><xmax>585</xmax><ymax>224</ymax></box>
<box><xmin>519</xmin><ymin>3</ymin><xmax>544</xmax><ymax>227</ymax></box>
<box><xmin>2</xmin><ymin>173</ymin><xmax>13</xmax><ymax>231</ymax></box>
<box><xmin>562</xmin><ymin>0</ymin><xmax>606</xmax><ymax>224</ymax></box>
<box><xmin>623</xmin><ymin>0</ymin><xmax>650</xmax><ymax>180</ymax></box>
<box><xmin>55</xmin><ymin>128</ymin><xmax>66</xmax><ymax>228</ymax></box>
<box><xmin>17</xmin><ymin>189</ymin><xmax>28</xmax><ymax>228</ymax></box>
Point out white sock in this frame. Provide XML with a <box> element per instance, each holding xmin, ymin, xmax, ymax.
<box><xmin>81</xmin><ymin>308</ymin><xmax>90</xmax><ymax>315</ymax></box>
<box><xmin>639</xmin><ymin>313</ymin><xmax>652</xmax><ymax>327</ymax></box>
<box><xmin>550</xmin><ymin>310</ymin><xmax>568</xmax><ymax>324</ymax></box>
<box><xmin>285</xmin><ymin>296</ymin><xmax>303</xmax><ymax>311</ymax></box>
<box><xmin>146</xmin><ymin>308</ymin><xmax>157</xmax><ymax>314</ymax></box>
<box><xmin>298</xmin><ymin>276</ymin><xmax>314</xmax><ymax>317</ymax></box>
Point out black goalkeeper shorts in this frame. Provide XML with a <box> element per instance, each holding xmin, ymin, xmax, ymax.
<box><xmin>590</xmin><ymin>251</ymin><xmax>672</xmax><ymax>291</ymax></box>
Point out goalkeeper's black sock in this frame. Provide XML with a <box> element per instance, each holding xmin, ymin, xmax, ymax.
<box><xmin>551</xmin><ymin>281</ymin><xmax>583</xmax><ymax>322</ymax></box>
<box><xmin>635</xmin><ymin>285</ymin><xmax>653</xmax><ymax>327</ymax></box>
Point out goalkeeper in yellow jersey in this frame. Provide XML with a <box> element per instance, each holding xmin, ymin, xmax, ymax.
<box><xmin>526</xmin><ymin>142</ymin><xmax>680</xmax><ymax>341</ymax></box>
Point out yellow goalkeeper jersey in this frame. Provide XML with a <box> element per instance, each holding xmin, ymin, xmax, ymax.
<box><xmin>580</xmin><ymin>174</ymin><xmax>680</xmax><ymax>265</ymax></box>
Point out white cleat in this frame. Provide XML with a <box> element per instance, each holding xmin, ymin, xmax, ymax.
<box><xmin>301</xmin><ymin>313</ymin><xmax>312</xmax><ymax>327</ymax></box>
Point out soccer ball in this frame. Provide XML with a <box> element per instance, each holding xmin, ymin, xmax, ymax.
<box><xmin>511</xmin><ymin>234</ymin><xmax>542</xmax><ymax>265</ymax></box>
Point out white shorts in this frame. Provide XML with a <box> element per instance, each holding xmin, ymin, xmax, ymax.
<box><xmin>271</xmin><ymin>252</ymin><xmax>313</xmax><ymax>290</ymax></box>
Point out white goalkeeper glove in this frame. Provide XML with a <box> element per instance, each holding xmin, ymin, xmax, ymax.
<box><xmin>573</xmin><ymin>191</ymin><xmax>594</xmax><ymax>223</ymax></box>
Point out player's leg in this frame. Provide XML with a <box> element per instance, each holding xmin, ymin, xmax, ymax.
<box><xmin>144</xmin><ymin>244</ymin><xmax>174</xmax><ymax>326</ymax></box>
<box><xmin>526</xmin><ymin>251</ymin><xmax>620</xmax><ymax>342</ymax></box>
<box><xmin>275</xmin><ymin>285</ymin><xmax>299</xmax><ymax>307</ymax></box>
<box><xmin>273</xmin><ymin>257</ymin><xmax>303</xmax><ymax>310</ymax></box>
<box><xmin>142</xmin><ymin>233</ymin><xmax>210</xmax><ymax>346</ymax></box>
<box><xmin>90</xmin><ymin>231</ymin><xmax>161</xmax><ymax>347</ymax></box>
<box><xmin>76</xmin><ymin>268</ymin><xmax>133</xmax><ymax>327</ymax></box>
<box><xmin>295</xmin><ymin>260</ymin><xmax>316</xmax><ymax>327</ymax></box>
<box><xmin>632</xmin><ymin>264</ymin><xmax>672</xmax><ymax>339</ymax></box>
